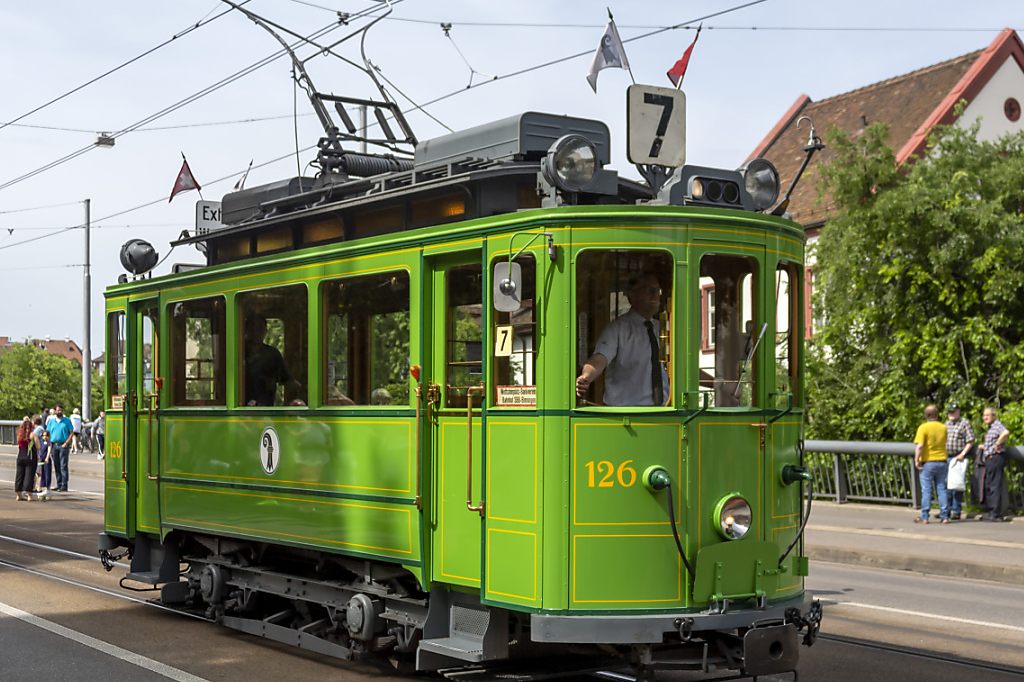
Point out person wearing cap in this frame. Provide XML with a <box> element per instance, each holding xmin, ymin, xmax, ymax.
<box><xmin>913</xmin><ymin>404</ymin><xmax>949</xmax><ymax>524</ymax></box>
<box><xmin>979</xmin><ymin>407</ymin><xmax>1010</xmax><ymax>521</ymax></box>
<box><xmin>944</xmin><ymin>404</ymin><xmax>974</xmax><ymax>520</ymax></box>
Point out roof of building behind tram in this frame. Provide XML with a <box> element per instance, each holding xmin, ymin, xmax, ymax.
<box><xmin>748</xmin><ymin>28</ymin><xmax>1024</xmax><ymax>229</ymax></box>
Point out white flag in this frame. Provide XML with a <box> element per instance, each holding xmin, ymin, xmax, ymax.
<box><xmin>586</xmin><ymin>19</ymin><xmax>630</xmax><ymax>93</ymax></box>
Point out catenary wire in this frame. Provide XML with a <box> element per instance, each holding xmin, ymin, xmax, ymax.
<box><xmin>0</xmin><ymin>2</ymin><xmax>251</xmax><ymax>135</ymax></box>
<box><xmin>0</xmin><ymin>2</ymin><xmax>396</xmax><ymax>195</ymax></box>
<box><xmin>0</xmin><ymin>0</ymin><xmax>767</xmax><ymax>254</ymax></box>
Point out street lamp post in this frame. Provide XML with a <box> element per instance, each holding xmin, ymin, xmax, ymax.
<box><xmin>82</xmin><ymin>199</ymin><xmax>91</xmax><ymax>423</ymax></box>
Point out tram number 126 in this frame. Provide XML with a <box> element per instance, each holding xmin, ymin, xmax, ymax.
<box><xmin>584</xmin><ymin>459</ymin><xmax>637</xmax><ymax>488</ymax></box>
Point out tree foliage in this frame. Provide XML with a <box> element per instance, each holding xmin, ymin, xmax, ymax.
<box><xmin>808</xmin><ymin>117</ymin><xmax>1024</xmax><ymax>441</ymax></box>
<box><xmin>0</xmin><ymin>343</ymin><xmax>98</xmax><ymax>420</ymax></box>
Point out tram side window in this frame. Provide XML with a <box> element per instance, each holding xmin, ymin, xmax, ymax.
<box><xmin>238</xmin><ymin>286</ymin><xmax>308</xmax><ymax>407</ymax></box>
<box><xmin>698</xmin><ymin>255</ymin><xmax>758</xmax><ymax>407</ymax></box>
<box><xmin>170</xmin><ymin>298</ymin><xmax>226</xmax><ymax>406</ymax></box>
<box><xmin>322</xmin><ymin>272</ymin><xmax>410</xmax><ymax>406</ymax></box>
<box><xmin>576</xmin><ymin>250</ymin><xmax>673</xmax><ymax>407</ymax></box>
<box><xmin>775</xmin><ymin>262</ymin><xmax>800</xmax><ymax>404</ymax></box>
<box><xmin>446</xmin><ymin>264</ymin><xmax>483</xmax><ymax>409</ymax></box>
<box><xmin>492</xmin><ymin>255</ymin><xmax>537</xmax><ymax>408</ymax></box>
<box><xmin>108</xmin><ymin>312</ymin><xmax>127</xmax><ymax>407</ymax></box>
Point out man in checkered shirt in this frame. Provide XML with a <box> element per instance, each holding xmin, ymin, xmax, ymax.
<box><xmin>980</xmin><ymin>407</ymin><xmax>1010</xmax><ymax>521</ymax></box>
<box><xmin>944</xmin><ymin>404</ymin><xmax>974</xmax><ymax>520</ymax></box>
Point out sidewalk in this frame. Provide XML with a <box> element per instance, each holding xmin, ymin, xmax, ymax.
<box><xmin>807</xmin><ymin>501</ymin><xmax>1024</xmax><ymax>585</ymax></box>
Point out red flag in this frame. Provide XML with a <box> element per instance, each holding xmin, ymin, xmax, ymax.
<box><xmin>666</xmin><ymin>24</ymin><xmax>702</xmax><ymax>87</ymax></box>
<box><xmin>169</xmin><ymin>154</ymin><xmax>202</xmax><ymax>202</ymax></box>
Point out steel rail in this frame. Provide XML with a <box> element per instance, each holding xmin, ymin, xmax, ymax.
<box><xmin>818</xmin><ymin>633</ymin><xmax>1024</xmax><ymax>676</ymax></box>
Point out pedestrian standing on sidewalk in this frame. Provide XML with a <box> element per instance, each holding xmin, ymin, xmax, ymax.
<box><xmin>69</xmin><ymin>407</ymin><xmax>82</xmax><ymax>454</ymax></box>
<box><xmin>914</xmin><ymin>404</ymin><xmax>950</xmax><ymax>524</ymax></box>
<box><xmin>95</xmin><ymin>410</ymin><xmax>106</xmax><ymax>460</ymax></box>
<box><xmin>37</xmin><ymin>427</ymin><xmax>52</xmax><ymax>498</ymax></box>
<box><xmin>14</xmin><ymin>417</ymin><xmax>37</xmax><ymax>501</ymax></box>
<box><xmin>979</xmin><ymin>407</ymin><xmax>1010</xmax><ymax>522</ymax></box>
<box><xmin>944</xmin><ymin>404</ymin><xmax>974</xmax><ymax>520</ymax></box>
<box><xmin>46</xmin><ymin>403</ymin><xmax>74</xmax><ymax>492</ymax></box>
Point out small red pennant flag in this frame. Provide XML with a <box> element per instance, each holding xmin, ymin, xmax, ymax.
<box><xmin>169</xmin><ymin>154</ymin><xmax>202</xmax><ymax>203</ymax></box>
<box><xmin>667</xmin><ymin>24</ymin><xmax>702</xmax><ymax>88</ymax></box>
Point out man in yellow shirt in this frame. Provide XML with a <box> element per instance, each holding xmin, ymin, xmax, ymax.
<box><xmin>914</xmin><ymin>404</ymin><xmax>949</xmax><ymax>524</ymax></box>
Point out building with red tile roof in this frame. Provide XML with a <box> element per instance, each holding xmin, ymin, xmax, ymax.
<box><xmin>749</xmin><ymin>28</ymin><xmax>1024</xmax><ymax>232</ymax></box>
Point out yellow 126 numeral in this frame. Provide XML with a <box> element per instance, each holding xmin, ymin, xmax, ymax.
<box><xmin>107</xmin><ymin>441</ymin><xmax>123</xmax><ymax>459</ymax></box>
<box><xmin>584</xmin><ymin>459</ymin><xmax>637</xmax><ymax>488</ymax></box>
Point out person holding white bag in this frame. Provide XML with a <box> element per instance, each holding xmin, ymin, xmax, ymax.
<box><xmin>944</xmin><ymin>404</ymin><xmax>974</xmax><ymax>521</ymax></box>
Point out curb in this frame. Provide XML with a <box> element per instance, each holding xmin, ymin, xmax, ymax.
<box><xmin>809</xmin><ymin>545</ymin><xmax>1024</xmax><ymax>586</ymax></box>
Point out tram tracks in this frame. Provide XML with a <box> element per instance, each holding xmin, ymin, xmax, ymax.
<box><xmin>2</xmin><ymin>530</ymin><xmax>1022</xmax><ymax>680</ymax></box>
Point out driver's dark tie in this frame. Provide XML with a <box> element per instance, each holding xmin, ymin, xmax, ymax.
<box><xmin>644</xmin><ymin>320</ymin><xmax>664</xmax><ymax>406</ymax></box>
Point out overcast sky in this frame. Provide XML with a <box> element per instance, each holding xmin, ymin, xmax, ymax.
<box><xmin>0</xmin><ymin>0</ymin><xmax>1021</xmax><ymax>352</ymax></box>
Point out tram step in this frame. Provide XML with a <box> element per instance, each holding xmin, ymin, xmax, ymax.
<box><xmin>125</xmin><ymin>571</ymin><xmax>163</xmax><ymax>586</ymax></box>
<box><xmin>419</xmin><ymin>636</ymin><xmax>487</xmax><ymax>662</ymax></box>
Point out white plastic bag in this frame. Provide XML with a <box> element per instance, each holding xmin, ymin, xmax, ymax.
<box><xmin>947</xmin><ymin>458</ymin><xmax>967</xmax><ymax>492</ymax></box>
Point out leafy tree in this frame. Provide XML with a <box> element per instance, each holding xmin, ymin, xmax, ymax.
<box><xmin>808</xmin><ymin>115</ymin><xmax>1024</xmax><ymax>441</ymax></box>
<box><xmin>0</xmin><ymin>343</ymin><xmax>82</xmax><ymax>420</ymax></box>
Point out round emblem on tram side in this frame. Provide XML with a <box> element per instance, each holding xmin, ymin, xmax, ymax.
<box><xmin>260</xmin><ymin>427</ymin><xmax>280</xmax><ymax>475</ymax></box>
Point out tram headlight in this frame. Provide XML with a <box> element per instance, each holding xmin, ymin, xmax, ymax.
<box><xmin>541</xmin><ymin>134</ymin><xmax>598</xmax><ymax>192</ymax></box>
<box><xmin>714</xmin><ymin>494</ymin><xmax>753</xmax><ymax>540</ymax></box>
<box><xmin>741</xmin><ymin>158</ymin><xmax>780</xmax><ymax>211</ymax></box>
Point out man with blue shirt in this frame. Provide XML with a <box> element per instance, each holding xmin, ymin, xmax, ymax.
<box><xmin>46</xmin><ymin>403</ymin><xmax>74</xmax><ymax>492</ymax></box>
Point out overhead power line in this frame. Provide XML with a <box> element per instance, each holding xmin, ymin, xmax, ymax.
<box><xmin>0</xmin><ymin>2</ymin><xmax>250</xmax><ymax>135</ymax></box>
<box><xmin>0</xmin><ymin>0</ymin><xmax>768</xmax><ymax>255</ymax></box>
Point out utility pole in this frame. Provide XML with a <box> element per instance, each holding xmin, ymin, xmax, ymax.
<box><xmin>82</xmin><ymin>199</ymin><xmax>91</xmax><ymax>423</ymax></box>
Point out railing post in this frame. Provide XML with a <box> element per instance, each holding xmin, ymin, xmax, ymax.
<box><xmin>833</xmin><ymin>453</ymin><xmax>849</xmax><ymax>504</ymax></box>
<box><xmin>909</xmin><ymin>458</ymin><xmax>920</xmax><ymax>509</ymax></box>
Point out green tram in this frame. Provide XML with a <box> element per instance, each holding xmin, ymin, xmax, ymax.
<box><xmin>99</xmin><ymin>112</ymin><xmax>821</xmax><ymax>678</ymax></box>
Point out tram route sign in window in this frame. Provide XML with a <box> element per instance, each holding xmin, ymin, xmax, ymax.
<box><xmin>626</xmin><ymin>84</ymin><xmax>686</xmax><ymax>167</ymax></box>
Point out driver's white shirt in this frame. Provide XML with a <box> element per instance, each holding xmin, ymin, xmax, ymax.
<box><xmin>593</xmin><ymin>309</ymin><xmax>669</xmax><ymax>406</ymax></box>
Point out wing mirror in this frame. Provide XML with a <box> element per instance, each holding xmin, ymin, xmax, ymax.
<box><xmin>493</xmin><ymin>261</ymin><xmax>523</xmax><ymax>312</ymax></box>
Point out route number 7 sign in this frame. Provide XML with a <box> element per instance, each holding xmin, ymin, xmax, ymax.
<box><xmin>626</xmin><ymin>84</ymin><xmax>686</xmax><ymax>167</ymax></box>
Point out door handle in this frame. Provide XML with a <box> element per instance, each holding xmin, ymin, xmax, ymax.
<box><xmin>146</xmin><ymin>393</ymin><xmax>158</xmax><ymax>481</ymax></box>
<box><xmin>465</xmin><ymin>386</ymin><xmax>485</xmax><ymax>516</ymax></box>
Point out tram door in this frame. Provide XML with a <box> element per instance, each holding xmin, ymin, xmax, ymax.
<box><xmin>128</xmin><ymin>299</ymin><xmax>161</xmax><ymax>536</ymax></box>
<box><xmin>426</xmin><ymin>252</ymin><xmax>485</xmax><ymax>588</ymax></box>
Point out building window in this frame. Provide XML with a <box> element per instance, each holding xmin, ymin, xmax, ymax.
<box><xmin>701</xmin><ymin>284</ymin><xmax>716</xmax><ymax>351</ymax></box>
<box><xmin>322</xmin><ymin>272</ymin><xmax>410</xmax><ymax>406</ymax></box>
<box><xmin>1005</xmin><ymin>97</ymin><xmax>1021</xmax><ymax>123</ymax></box>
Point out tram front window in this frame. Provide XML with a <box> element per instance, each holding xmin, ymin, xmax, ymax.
<box><xmin>698</xmin><ymin>254</ymin><xmax>758</xmax><ymax>407</ymax></box>
<box><xmin>238</xmin><ymin>286</ymin><xmax>308</xmax><ymax>407</ymax></box>
<box><xmin>575</xmin><ymin>250</ymin><xmax>673</xmax><ymax>407</ymax></box>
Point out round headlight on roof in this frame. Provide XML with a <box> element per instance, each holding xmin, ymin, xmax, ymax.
<box><xmin>541</xmin><ymin>134</ymin><xmax>598</xmax><ymax>192</ymax></box>
<box><xmin>714</xmin><ymin>494</ymin><xmax>753</xmax><ymax>540</ymax></box>
<box><xmin>742</xmin><ymin>158</ymin><xmax>780</xmax><ymax>211</ymax></box>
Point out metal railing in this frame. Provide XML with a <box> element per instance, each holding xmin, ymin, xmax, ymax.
<box><xmin>805</xmin><ymin>440</ymin><xmax>1024</xmax><ymax>512</ymax></box>
<box><xmin>0</xmin><ymin>419</ymin><xmax>98</xmax><ymax>451</ymax></box>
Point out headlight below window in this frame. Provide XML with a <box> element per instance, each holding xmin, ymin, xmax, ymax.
<box><xmin>715</xmin><ymin>494</ymin><xmax>753</xmax><ymax>540</ymax></box>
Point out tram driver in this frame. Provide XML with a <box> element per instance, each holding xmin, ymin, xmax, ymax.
<box><xmin>575</xmin><ymin>271</ymin><xmax>669</xmax><ymax>407</ymax></box>
<box><xmin>244</xmin><ymin>315</ymin><xmax>300</xmax><ymax>406</ymax></box>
